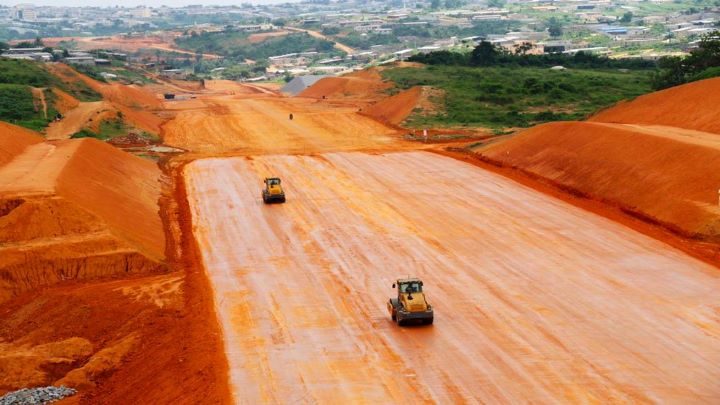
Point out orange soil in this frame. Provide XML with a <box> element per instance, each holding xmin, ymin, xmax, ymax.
<box><xmin>0</xmin><ymin>122</ymin><xmax>42</xmax><ymax>166</ymax></box>
<box><xmin>47</xmin><ymin>64</ymin><xmax>165</xmax><ymax>134</ymax></box>
<box><xmin>41</xmin><ymin>35</ymin><xmax>221</xmax><ymax>59</ymax></box>
<box><xmin>0</xmin><ymin>127</ymin><xmax>228</xmax><ymax>402</ymax></box>
<box><xmin>362</xmin><ymin>86</ymin><xmax>423</xmax><ymax>125</ymax></box>
<box><xmin>0</xmin><ymin>271</ymin><xmax>229</xmax><ymax>404</ymax></box>
<box><xmin>248</xmin><ymin>30</ymin><xmax>290</xmax><ymax>43</ymax></box>
<box><xmin>51</xmin><ymin>88</ymin><xmax>80</xmax><ymax>114</ymax></box>
<box><xmin>298</xmin><ymin>68</ymin><xmax>392</xmax><ymax>100</ymax></box>
<box><xmin>0</xmin><ymin>131</ymin><xmax>166</xmax><ymax>303</ymax></box>
<box><xmin>285</xmin><ymin>27</ymin><xmax>355</xmax><ymax>54</ymax></box>
<box><xmin>202</xmin><ymin>80</ymin><xmax>276</xmax><ymax>96</ymax></box>
<box><xmin>590</xmin><ymin>77</ymin><xmax>720</xmax><ymax>134</ymax></box>
<box><xmin>186</xmin><ymin>152</ymin><xmax>720</xmax><ymax>402</ymax></box>
<box><xmin>161</xmin><ymin>97</ymin><xmax>402</xmax><ymax>154</ymax></box>
<box><xmin>45</xmin><ymin>101</ymin><xmax>112</xmax><ymax>140</ymax></box>
<box><xmin>479</xmin><ymin>121</ymin><xmax>720</xmax><ymax>239</ymax></box>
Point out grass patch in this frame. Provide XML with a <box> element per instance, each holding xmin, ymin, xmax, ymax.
<box><xmin>0</xmin><ymin>83</ymin><xmax>57</xmax><ymax>131</ymax></box>
<box><xmin>0</xmin><ymin>59</ymin><xmax>58</xmax><ymax>87</ymax></box>
<box><xmin>382</xmin><ymin>65</ymin><xmax>653</xmax><ymax>128</ymax></box>
<box><xmin>0</xmin><ymin>59</ymin><xmax>101</xmax><ymax>102</ymax></box>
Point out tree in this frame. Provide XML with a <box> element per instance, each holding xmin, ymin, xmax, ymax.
<box><xmin>547</xmin><ymin>17</ymin><xmax>563</xmax><ymax>37</ymax></box>
<box><xmin>470</xmin><ymin>41</ymin><xmax>500</xmax><ymax>66</ymax></box>
<box><xmin>620</xmin><ymin>12</ymin><xmax>633</xmax><ymax>23</ymax></box>
<box><xmin>444</xmin><ymin>0</ymin><xmax>465</xmax><ymax>8</ymax></box>
<box><xmin>651</xmin><ymin>30</ymin><xmax>720</xmax><ymax>89</ymax></box>
<box><xmin>430</xmin><ymin>0</ymin><xmax>441</xmax><ymax>9</ymax></box>
<box><xmin>514</xmin><ymin>42</ymin><xmax>534</xmax><ymax>55</ymax></box>
<box><xmin>488</xmin><ymin>0</ymin><xmax>506</xmax><ymax>7</ymax></box>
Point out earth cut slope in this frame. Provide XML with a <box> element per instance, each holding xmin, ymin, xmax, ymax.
<box><xmin>480</xmin><ymin>120</ymin><xmax>720</xmax><ymax>239</ymax></box>
<box><xmin>590</xmin><ymin>77</ymin><xmax>720</xmax><ymax>134</ymax></box>
<box><xmin>0</xmin><ymin>125</ymin><xmax>166</xmax><ymax>303</ymax></box>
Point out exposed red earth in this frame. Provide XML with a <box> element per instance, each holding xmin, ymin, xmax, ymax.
<box><xmin>185</xmin><ymin>152</ymin><xmax>720</xmax><ymax>403</ymax></box>
<box><xmin>2</xmin><ymin>62</ymin><xmax>720</xmax><ymax>403</ymax></box>
<box><xmin>590</xmin><ymin>77</ymin><xmax>720</xmax><ymax>133</ymax></box>
<box><xmin>479</xmin><ymin>78</ymin><xmax>720</xmax><ymax>241</ymax></box>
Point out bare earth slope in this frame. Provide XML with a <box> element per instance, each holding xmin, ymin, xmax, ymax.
<box><xmin>185</xmin><ymin>152</ymin><xmax>720</xmax><ymax>403</ymax></box>
<box><xmin>362</xmin><ymin>86</ymin><xmax>423</xmax><ymax>125</ymax></box>
<box><xmin>298</xmin><ymin>68</ymin><xmax>391</xmax><ymax>101</ymax></box>
<box><xmin>480</xmin><ymin>121</ymin><xmax>720</xmax><ymax>239</ymax></box>
<box><xmin>0</xmin><ymin>134</ymin><xmax>166</xmax><ymax>302</ymax></box>
<box><xmin>590</xmin><ymin>77</ymin><xmax>720</xmax><ymax>134</ymax></box>
<box><xmin>0</xmin><ymin>122</ymin><xmax>43</xmax><ymax>166</ymax></box>
<box><xmin>162</xmin><ymin>97</ymin><xmax>399</xmax><ymax>154</ymax></box>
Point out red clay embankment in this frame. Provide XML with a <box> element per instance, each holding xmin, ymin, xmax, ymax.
<box><xmin>0</xmin><ymin>122</ymin><xmax>43</xmax><ymax>166</ymax></box>
<box><xmin>479</xmin><ymin>121</ymin><xmax>720</xmax><ymax>239</ymax></box>
<box><xmin>0</xmin><ymin>126</ymin><xmax>166</xmax><ymax>302</ymax></box>
<box><xmin>590</xmin><ymin>77</ymin><xmax>720</xmax><ymax>134</ymax></box>
<box><xmin>362</xmin><ymin>86</ymin><xmax>422</xmax><ymax>125</ymax></box>
<box><xmin>298</xmin><ymin>68</ymin><xmax>391</xmax><ymax>100</ymax></box>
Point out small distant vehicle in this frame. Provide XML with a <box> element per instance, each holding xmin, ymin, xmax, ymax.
<box><xmin>262</xmin><ymin>177</ymin><xmax>286</xmax><ymax>204</ymax></box>
<box><xmin>387</xmin><ymin>278</ymin><xmax>433</xmax><ymax>326</ymax></box>
<box><xmin>164</xmin><ymin>93</ymin><xmax>175</xmax><ymax>100</ymax></box>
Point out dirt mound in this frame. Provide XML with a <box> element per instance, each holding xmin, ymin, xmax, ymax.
<box><xmin>51</xmin><ymin>88</ymin><xmax>79</xmax><ymax>114</ymax></box>
<box><xmin>102</xmin><ymin>83</ymin><xmax>161</xmax><ymax>109</ymax></box>
<box><xmin>0</xmin><ymin>133</ymin><xmax>166</xmax><ymax>303</ymax></box>
<box><xmin>0</xmin><ymin>122</ymin><xmax>42</xmax><ymax>166</ymax></box>
<box><xmin>298</xmin><ymin>68</ymin><xmax>391</xmax><ymax>100</ymax></box>
<box><xmin>479</xmin><ymin>121</ymin><xmax>720</xmax><ymax>239</ymax></box>
<box><xmin>363</xmin><ymin>86</ymin><xmax>424</xmax><ymax>125</ymax></box>
<box><xmin>590</xmin><ymin>77</ymin><xmax>720</xmax><ymax>134</ymax></box>
<box><xmin>47</xmin><ymin>64</ymin><xmax>165</xmax><ymax>135</ymax></box>
<box><xmin>0</xmin><ymin>271</ymin><xmax>228</xmax><ymax>403</ymax></box>
<box><xmin>57</xmin><ymin>138</ymin><xmax>165</xmax><ymax>260</ymax></box>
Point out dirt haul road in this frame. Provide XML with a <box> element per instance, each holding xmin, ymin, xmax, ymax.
<box><xmin>185</xmin><ymin>151</ymin><xmax>720</xmax><ymax>404</ymax></box>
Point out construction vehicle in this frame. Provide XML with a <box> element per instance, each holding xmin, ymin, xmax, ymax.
<box><xmin>387</xmin><ymin>278</ymin><xmax>433</xmax><ymax>326</ymax></box>
<box><xmin>262</xmin><ymin>177</ymin><xmax>286</xmax><ymax>204</ymax></box>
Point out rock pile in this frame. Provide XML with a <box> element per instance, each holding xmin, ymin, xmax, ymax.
<box><xmin>0</xmin><ymin>386</ymin><xmax>76</xmax><ymax>404</ymax></box>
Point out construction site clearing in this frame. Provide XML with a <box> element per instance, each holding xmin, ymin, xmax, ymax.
<box><xmin>0</xmin><ymin>63</ymin><xmax>719</xmax><ymax>403</ymax></box>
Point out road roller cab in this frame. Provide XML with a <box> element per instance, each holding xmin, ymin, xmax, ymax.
<box><xmin>388</xmin><ymin>278</ymin><xmax>433</xmax><ymax>325</ymax></box>
<box><xmin>262</xmin><ymin>177</ymin><xmax>286</xmax><ymax>204</ymax></box>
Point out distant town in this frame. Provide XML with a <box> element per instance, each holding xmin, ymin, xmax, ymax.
<box><xmin>1</xmin><ymin>0</ymin><xmax>719</xmax><ymax>81</ymax></box>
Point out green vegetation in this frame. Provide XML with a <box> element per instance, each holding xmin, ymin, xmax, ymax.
<box><xmin>547</xmin><ymin>17</ymin><xmax>563</xmax><ymax>38</ymax></box>
<box><xmin>175</xmin><ymin>31</ymin><xmax>338</xmax><ymax>59</ymax></box>
<box><xmin>337</xmin><ymin>20</ymin><xmax>520</xmax><ymax>50</ymax></box>
<box><xmin>69</xmin><ymin>128</ymin><xmax>100</xmax><ymax>139</ymax></box>
<box><xmin>0</xmin><ymin>84</ymin><xmax>48</xmax><ymax>131</ymax></box>
<box><xmin>73</xmin><ymin>64</ymin><xmax>155</xmax><ymax>84</ymax></box>
<box><xmin>0</xmin><ymin>59</ymin><xmax>59</xmax><ymax>87</ymax></box>
<box><xmin>0</xmin><ymin>59</ymin><xmax>101</xmax><ymax>103</ymax></box>
<box><xmin>382</xmin><ymin>65</ymin><xmax>652</xmax><ymax>128</ymax></box>
<box><xmin>409</xmin><ymin>41</ymin><xmax>656</xmax><ymax>69</ymax></box>
<box><xmin>652</xmin><ymin>31</ymin><xmax>720</xmax><ymax>89</ymax></box>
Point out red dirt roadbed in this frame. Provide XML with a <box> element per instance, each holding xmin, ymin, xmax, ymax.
<box><xmin>184</xmin><ymin>151</ymin><xmax>720</xmax><ymax>403</ymax></box>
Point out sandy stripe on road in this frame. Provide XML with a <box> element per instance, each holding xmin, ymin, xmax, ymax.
<box><xmin>185</xmin><ymin>151</ymin><xmax>720</xmax><ymax>404</ymax></box>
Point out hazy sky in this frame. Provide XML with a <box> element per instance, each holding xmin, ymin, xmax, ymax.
<box><xmin>0</xmin><ymin>0</ymin><xmax>298</xmax><ymax>6</ymax></box>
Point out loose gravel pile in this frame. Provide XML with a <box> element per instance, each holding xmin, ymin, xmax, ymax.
<box><xmin>0</xmin><ymin>386</ymin><xmax>76</xmax><ymax>405</ymax></box>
